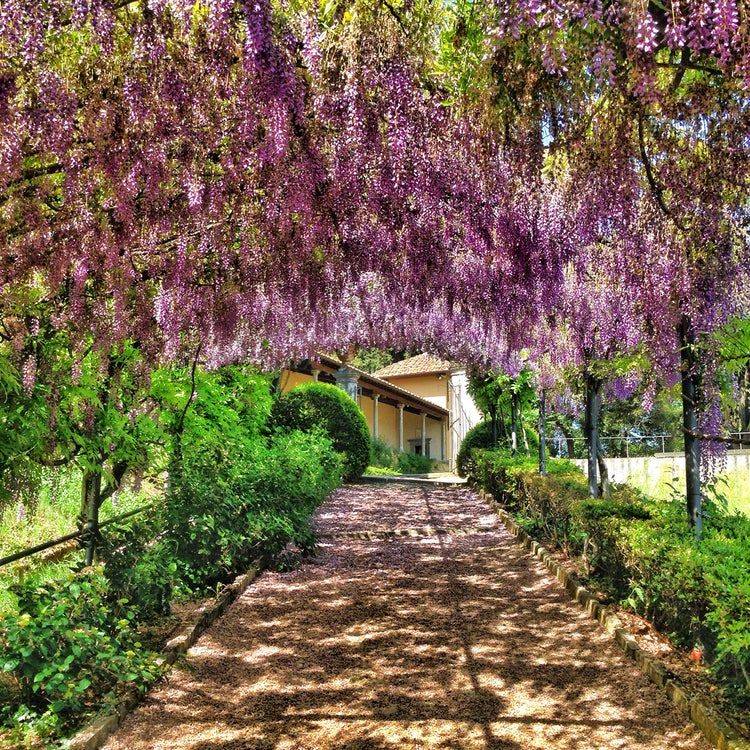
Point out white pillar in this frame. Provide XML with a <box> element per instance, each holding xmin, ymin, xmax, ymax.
<box><xmin>440</xmin><ymin>420</ymin><xmax>445</xmax><ymax>461</ymax></box>
<box><xmin>372</xmin><ymin>394</ymin><xmax>380</xmax><ymax>439</ymax></box>
<box><xmin>333</xmin><ymin>366</ymin><xmax>359</xmax><ymax>401</ymax></box>
<box><xmin>312</xmin><ymin>369</ymin><xmax>320</xmax><ymax>381</ymax></box>
<box><xmin>421</xmin><ymin>412</ymin><xmax>427</xmax><ymax>457</ymax></box>
<box><xmin>397</xmin><ymin>403</ymin><xmax>405</xmax><ymax>452</ymax></box>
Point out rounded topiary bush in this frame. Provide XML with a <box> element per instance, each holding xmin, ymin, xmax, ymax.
<box><xmin>456</xmin><ymin>420</ymin><xmax>500</xmax><ymax>477</ymax></box>
<box><xmin>271</xmin><ymin>382</ymin><xmax>370</xmax><ymax>481</ymax></box>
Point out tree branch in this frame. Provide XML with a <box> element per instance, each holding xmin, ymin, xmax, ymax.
<box><xmin>175</xmin><ymin>341</ymin><xmax>202</xmax><ymax>435</ymax></box>
<box><xmin>684</xmin><ymin>428</ymin><xmax>750</xmax><ymax>447</ymax></box>
<box><xmin>380</xmin><ymin>0</ymin><xmax>410</xmax><ymax>35</ymax></box>
<box><xmin>637</xmin><ymin>110</ymin><xmax>686</xmax><ymax>231</ymax></box>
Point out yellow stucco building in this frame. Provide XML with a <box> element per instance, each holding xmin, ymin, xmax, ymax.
<box><xmin>280</xmin><ymin>353</ymin><xmax>481</xmax><ymax>470</ymax></box>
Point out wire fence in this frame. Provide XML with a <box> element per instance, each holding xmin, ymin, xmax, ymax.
<box><xmin>0</xmin><ymin>502</ymin><xmax>153</xmax><ymax>570</ymax></box>
<box><xmin>545</xmin><ymin>432</ymin><xmax>750</xmax><ymax>459</ymax></box>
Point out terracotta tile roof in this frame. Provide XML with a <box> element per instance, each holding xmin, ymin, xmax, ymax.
<box><xmin>374</xmin><ymin>354</ymin><xmax>453</xmax><ymax>379</ymax></box>
<box><xmin>310</xmin><ymin>354</ymin><xmax>448</xmax><ymax>418</ymax></box>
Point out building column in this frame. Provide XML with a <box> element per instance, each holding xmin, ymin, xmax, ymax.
<box><xmin>372</xmin><ymin>394</ymin><xmax>380</xmax><ymax>439</ymax></box>
<box><xmin>333</xmin><ymin>366</ymin><xmax>359</xmax><ymax>401</ymax></box>
<box><xmin>421</xmin><ymin>412</ymin><xmax>427</xmax><ymax>457</ymax></box>
<box><xmin>397</xmin><ymin>403</ymin><xmax>405</xmax><ymax>451</ymax></box>
<box><xmin>312</xmin><ymin>369</ymin><xmax>320</xmax><ymax>382</ymax></box>
<box><xmin>440</xmin><ymin>420</ymin><xmax>445</xmax><ymax>461</ymax></box>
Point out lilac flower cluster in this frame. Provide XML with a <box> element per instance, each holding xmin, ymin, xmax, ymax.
<box><xmin>0</xmin><ymin>0</ymin><xmax>747</xmax><ymax>449</ymax></box>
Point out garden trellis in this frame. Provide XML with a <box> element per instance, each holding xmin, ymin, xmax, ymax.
<box><xmin>1</xmin><ymin>0</ymin><xmax>749</xmax><ymax>534</ymax></box>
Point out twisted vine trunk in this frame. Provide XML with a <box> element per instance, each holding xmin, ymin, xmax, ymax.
<box><xmin>740</xmin><ymin>363</ymin><xmax>750</xmax><ymax>436</ymax></box>
<box><xmin>584</xmin><ymin>371</ymin><xmax>602</xmax><ymax>498</ymax></box>
<box><xmin>80</xmin><ymin>470</ymin><xmax>102</xmax><ymax>566</ymax></box>
<box><xmin>597</xmin><ymin>440</ymin><xmax>611</xmax><ymax>499</ymax></box>
<box><xmin>510</xmin><ymin>392</ymin><xmax>520</xmax><ymax>454</ymax></box>
<box><xmin>679</xmin><ymin>316</ymin><xmax>702</xmax><ymax>538</ymax></box>
<box><xmin>538</xmin><ymin>389</ymin><xmax>547</xmax><ymax>475</ymax></box>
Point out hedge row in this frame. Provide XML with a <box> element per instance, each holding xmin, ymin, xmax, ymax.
<box><xmin>0</xmin><ymin>371</ymin><xmax>345</xmax><ymax>748</ymax></box>
<box><xmin>467</xmin><ymin>448</ymin><xmax>750</xmax><ymax>704</ymax></box>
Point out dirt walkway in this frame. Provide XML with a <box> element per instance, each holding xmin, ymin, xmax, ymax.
<box><xmin>104</xmin><ymin>483</ymin><xmax>709</xmax><ymax>750</ymax></box>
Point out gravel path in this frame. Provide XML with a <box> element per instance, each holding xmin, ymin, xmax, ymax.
<box><xmin>104</xmin><ymin>482</ymin><xmax>709</xmax><ymax>750</ymax></box>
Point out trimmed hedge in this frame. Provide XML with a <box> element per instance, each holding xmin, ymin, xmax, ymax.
<box><xmin>369</xmin><ymin>436</ymin><xmax>435</xmax><ymax>475</ymax></box>
<box><xmin>271</xmin><ymin>382</ymin><xmax>370</xmax><ymax>481</ymax></box>
<box><xmin>456</xmin><ymin>420</ymin><xmax>540</xmax><ymax>477</ymax></box>
<box><xmin>456</xmin><ymin>421</ymin><xmax>499</xmax><ymax>477</ymax></box>
<box><xmin>468</xmin><ymin>449</ymin><xmax>750</xmax><ymax>703</ymax></box>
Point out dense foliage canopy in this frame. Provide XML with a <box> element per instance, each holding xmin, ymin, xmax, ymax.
<box><xmin>1</xmin><ymin>0</ymin><xmax>749</xmax><ymax>510</ymax></box>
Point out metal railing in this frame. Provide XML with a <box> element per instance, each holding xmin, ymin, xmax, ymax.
<box><xmin>546</xmin><ymin>431</ymin><xmax>750</xmax><ymax>459</ymax></box>
<box><xmin>0</xmin><ymin>503</ymin><xmax>153</xmax><ymax>570</ymax></box>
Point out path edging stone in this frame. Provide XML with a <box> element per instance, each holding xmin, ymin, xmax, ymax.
<box><xmin>477</xmin><ymin>488</ymin><xmax>750</xmax><ymax>750</ymax></box>
<box><xmin>61</xmin><ymin>559</ymin><xmax>266</xmax><ymax>750</ymax></box>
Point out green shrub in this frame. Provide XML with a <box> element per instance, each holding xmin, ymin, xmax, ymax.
<box><xmin>241</xmin><ymin>430</ymin><xmax>343</xmax><ymax>554</ymax></box>
<box><xmin>0</xmin><ymin>568</ymin><xmax>160</xmax><ymax>744</ymax></box>
<box><xmin>271</xmin><ymin>382</ymin><xmax>370</xmax><ymax>481</ymax></box>
<box><xmin>467</xmin><ymin>448</ymin><xmax>750</xmax><ymax>701</ymax></box>
<box><xmin>165</xmin><ymin>416</ymin><xmax>342</xmax><ymax>591</ymax></box>
<box><xmin>369</xmin><ymin>437</ymin><xmax>436</xmax><ymax>474</ymax></box>
<box><xmin>456</xmin><ymin>421</ymin><xmax>500</xmax><ymax>477</ymax></box>
<box><xmin>98</xmin><ymin>514</ymin><xmax>176</xmax><ymax>620</ymax></box>
<box><xmin>370</xmin><ymin>436</ymin><xmax>397</xmax><ymax>468</ymax></box>
<box><xmin>396</xmin><ymin>451</ymin><xmax>434</xmax><ymax>474</ymax></box>
<box><xmin>155</xmin><ymin>368</ymin><xmax>343</xmax><ymax>592</ymax></box>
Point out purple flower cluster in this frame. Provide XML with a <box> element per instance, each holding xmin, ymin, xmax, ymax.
<box><xmin>0</xmin><ymin>0</ymin><xmax>747</xmax><ymax>448</ymax></box>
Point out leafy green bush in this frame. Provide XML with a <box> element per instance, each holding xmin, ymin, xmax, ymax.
<box><xmin>456</xmin><ymin>421</ymin><xmax>500</xmax><ymax>477</ymax></box>
<box><xmin>271</xmin><ymin>382</ymin><xmax>370</xmax><ymax>481</ymax></box>
<box><xmin>166</xmin><ymin>420</ymin><xmax>341</xmax><ymax>591</ymax></box>
<box><xmin>368</xmin><ymin>436</ymin><xmax>436</xmax><ymax>474</ymax></box>
<box><xmin>467</xmin><ymin>449</ymin><xmax>750</xmax><ymax>701</ymax></box>
<box><xmin>370</xmin><ymin>436</ymin><xmax>397</xmax><ymax>468</ymax></box>
<box><xmin>98</xmin><ymin>514</ymin><xmax>176</xmax><ymax>620</ymax></box>
<box><xmin>162</xmin><ymin>370</ymin><xmax>343</xmax><ymax>590</ymax></box>
<box><xmin>241</xmin><ymin>430</ymin><xmax>343</xmax><ymax>554</ymax></box>
<box><xmin>0</xmin><ymin>567</ymin><xmax>161</xmax><ymax>745</ymax></box>
<box><xmin>396</xmin><ymin>451</ymin><xmax>434</xmax><ymax>474</ymax></box>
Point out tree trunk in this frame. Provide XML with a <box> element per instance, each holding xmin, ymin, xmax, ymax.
<box><xmin>597</xmin><ymin>440</ymin><xmax>611</xmax><ymax>499</ymax></box>
<box><xmin>498</xmin><ymin>407</ymin><xmax>508</xmax><ymax>441</ymax></box>
<box><xmin>510</xmin><ymin>392</ymin><xmax>519</xmax><ymax>454</ymax></box>
<box><xmin>584</xmin><ymin>371</ymin><xmax>602</xmax><ymax>498</ymax></box>
<box><xmin>555</xmin><ymin>418</ymin><xmax>575</xmax><ymax>458</ymax></box>
<box><xmin>679</xmin><ymin>316</ymin><xmax>702</xmax><ymax>538</ymax></box>
<box><xmin>538</xmin><ymin>389</ymin><xmax>547</xmax><ymax>475</ymax></box>
<box><xmin>740</xmin><ymin>363</ymin><xmax>750</xmax><ymax>436</ymax></box>
<box><xmin>80</xmin><ymin>470</ymin><xmax>102</xmax><ymax>566</ymax></box>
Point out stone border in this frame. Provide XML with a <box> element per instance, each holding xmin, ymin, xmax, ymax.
<box><xmin>477</xmin><ymin>489</ymin><xmax>750</xmax><ymax>750</ymax></box>
<box><xmin>62</xmin><ymin>559</ymin><xmax>266</xmax><ymax>750</ymax></box>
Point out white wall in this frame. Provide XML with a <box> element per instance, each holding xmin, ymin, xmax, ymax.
<box><xmin>448</xmin><ymin>369</ymin><xmax>482</xmax><ymax>468</ymax></box>
<box><xmin>571</xmin><ymin>451</ymin><xmax>750</xmax><ymax>486</ymax></box>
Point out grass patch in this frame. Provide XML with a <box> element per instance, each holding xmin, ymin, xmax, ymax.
<box><xmin>0</xmin><ymin>468</ymin><xmax>155</xmax><ymax>559</ymax></box>
<box><xmin>627</xmin><ymin>468</ymin><xmax>750</xmax><ymax>517</ymax></box>
<box><xmin>365</xmin><ymin>465</ymin><xmax>403</xmax><ymax>476</ymax></box>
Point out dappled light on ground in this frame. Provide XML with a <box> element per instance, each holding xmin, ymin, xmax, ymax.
<box><xmin>104</xmin><ymin>483</ymin><xmax>708</xmax><ymax>750</ymax></box>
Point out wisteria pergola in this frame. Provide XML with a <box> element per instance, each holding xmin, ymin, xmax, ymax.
<box><xmin>1</xmin><ymin>0</ymin><xmax>749</xmax><ymax>532</ymax></box>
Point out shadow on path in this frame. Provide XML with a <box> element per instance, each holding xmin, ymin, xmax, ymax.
<box><xmin>104</xmin><ymin>483</ymin><xmax>708</xmax><ymax>750</ymax></box>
